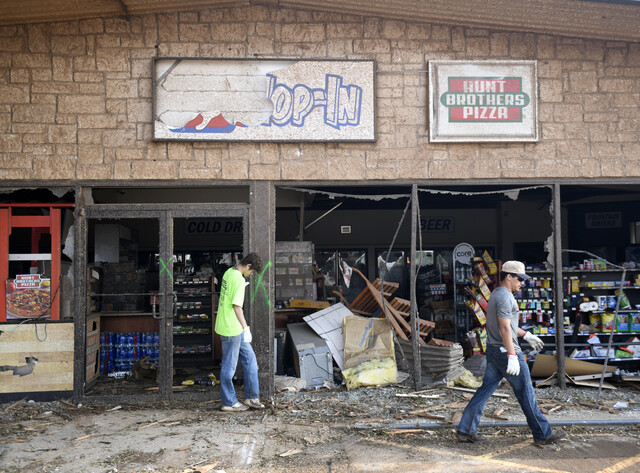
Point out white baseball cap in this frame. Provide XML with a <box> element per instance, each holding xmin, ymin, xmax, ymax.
<box><xmin>501</xmin><ymin>260</ymin><xmax>530</xmax><ymax>280</ymax></box>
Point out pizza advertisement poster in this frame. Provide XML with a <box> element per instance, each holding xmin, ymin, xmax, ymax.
<box><xmin>428</xmin><ymin>60</ymin><xmax>538</xmax><ymax>142</ymax></box>
<box><xmin>6</xmin><ymin>275</ymin><xmax>51</xmax><ymax>319</ymax></box>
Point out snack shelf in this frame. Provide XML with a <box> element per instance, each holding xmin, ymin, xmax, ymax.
<box><xmin>173</xmin><ymin>275</ymin><xmax>215</xmax><ymax>368</ymax></box>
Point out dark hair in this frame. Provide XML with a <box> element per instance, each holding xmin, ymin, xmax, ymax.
<box><xmin>240</xmin><ymin>252</ymin><xmax>264</xmax><ymax>274</ymax></box>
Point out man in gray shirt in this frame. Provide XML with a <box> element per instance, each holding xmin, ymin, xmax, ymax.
<box><xmin>456</xmin><ymin>260</ymin><xmax>566</xmax><ymax>446</ymax></box>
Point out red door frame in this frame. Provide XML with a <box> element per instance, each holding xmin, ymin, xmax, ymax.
<box><xmin>0</xmin><ymin>203</ymin><xmax>74</xmax><ymax>322</ymax></box>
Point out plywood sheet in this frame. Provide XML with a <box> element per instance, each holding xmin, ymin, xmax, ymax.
<box><xmin>0</xmin><ymin>323</ymin><xmax>74</xmax><ymax>393</ymax></box>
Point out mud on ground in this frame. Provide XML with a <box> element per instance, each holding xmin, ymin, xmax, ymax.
<box><xmin>1</xmin><ymin>379</ymin><xmax>640</xmax><ymax>473</ymax></box>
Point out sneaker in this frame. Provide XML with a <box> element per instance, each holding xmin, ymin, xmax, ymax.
<box><xmin>534</xmin><ymin>430</ymin><xmax>566</xmax><ymax>445</ymax></box>
<box><xmin>456</xmin><ymin>431</ymin><xmax>484</xmax><ymax>443</ymax></box>
<box><xmin>244</xmin><ymin>398</ymin><xmax>265</xmax><ymax>409</ymax></box>
<box><xmin>221</xmin><ymin>402</ymin><xmax>249</xmax><ymax>412</ymax></box>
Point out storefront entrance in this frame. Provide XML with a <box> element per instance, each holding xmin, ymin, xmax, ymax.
<box><xmin>77</xmin><ymin>204</ymin><xmax>248</xmax><ymax>402</ymax></box>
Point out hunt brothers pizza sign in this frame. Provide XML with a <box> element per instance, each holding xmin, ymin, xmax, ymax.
<box><xmin>429</xmin><ymin>61</ymin><xmax>538</xmax><ymax>142</ymax></box>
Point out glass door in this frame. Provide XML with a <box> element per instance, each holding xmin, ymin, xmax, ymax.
<box><xmin>80</xmin><ymin>205</ymin><xmax>249</xmax><ymax>401</ymax></box>
<box><xmin>84</xmin><ymin>215</ymin><xmax>165</xmax><ymax>399</ymax></box>
<box><xmin>170</xmin><ymin>215</ymin><xmax>245</xmax><ymax>396</ymax></box>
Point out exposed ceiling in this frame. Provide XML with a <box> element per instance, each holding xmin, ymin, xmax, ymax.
<box><xmin>0</xmin><ymin>0</ymin><xmax>639</xmax><ymax>42</ymax></box>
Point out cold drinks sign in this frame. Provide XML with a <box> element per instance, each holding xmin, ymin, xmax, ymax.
<box><xmin>429</xmin><ymin>61</ymin><xmax>538</xmax><ymax>142</ymax></box>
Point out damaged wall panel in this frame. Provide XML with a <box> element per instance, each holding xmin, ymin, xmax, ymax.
<box><xmin>0</xmin><ymin>323</ymin><xmax>74</xmax><ymax>394</ymax></box>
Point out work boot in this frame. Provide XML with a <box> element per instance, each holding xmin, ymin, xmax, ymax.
<box><xmin>534</xmin><ymin>430</ymin><xmax>566</xmax><ymax>446</ymax></box>
<box><xmin>456</xmin><ymin>431</ymin><xmax>484</xmax><ymax>443</ymax></box>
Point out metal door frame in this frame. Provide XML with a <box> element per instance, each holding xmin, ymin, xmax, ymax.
<box><xmin>75</xmin><ymin>203</ymin><xmax>249</xmax><ymax>403</ymax></box>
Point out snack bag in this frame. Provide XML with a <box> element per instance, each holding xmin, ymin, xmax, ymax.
<box><xmin>464</xmin><ymin>286</ymin><xmax>488</xmax><ymax>312</ymax></box>
<box><xmin>465</xmin><ymin>299</ymin><xmax>486</xmax><ymax>325</ymax></box>
<box><xmin>478</xmin><ymin>328</ymin><xmax>487</xmax><ymax>353</ymax></box>
<box><xmin>617</xmin><ymin>315</ymin><xmax>630</xmax><ymax>332</ymax></box>
<box><xmin>473</xmin><ymin>260</ymin><xmax>492</xmax><ymax>285</ymax></box>
<box><xmin>477</xmin><ymin>277</ymin><xmax>492</xmax><ymax>301</ymax></box>
<box><xmin>615</xmin><ymin>290</ymin><xmax>631</xmax><ymax>309</ymax></box>
<box><xmin>482</xmin><ymin>251</ymin><xmax>498</xmax><ymax>275</ymax></box>
<box><xmin>601</xmin><ymin>312</ymin><xmax>615</xmax><ymax>332</ymax></box>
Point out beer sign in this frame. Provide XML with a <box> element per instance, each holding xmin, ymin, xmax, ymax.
<box><xmin>429</xmin><ymin>61</ymin><xmax>538</xmax><ymax>142</ymax></box>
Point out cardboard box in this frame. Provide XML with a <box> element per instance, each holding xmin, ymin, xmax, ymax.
<box><xmin>287</xmin><ymin>299</ymin><xmax>330</xmax><ymax>310</ymax></box>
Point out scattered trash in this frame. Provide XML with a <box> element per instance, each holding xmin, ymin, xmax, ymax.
<box><xmin>108</xmin><ymin>405</ymin><xmax>122</xmax><ymax>411</ymax></box>
<box><xmin>451</xmin><ymin>368</ymin><xmax>483</xmax><ymax>389</ymax></box>
<box><xmin>275</xmin><ymin>375</ymin><xmax>307</xmax><ymax>392</ymax></box>
<box><xmin>613</xmin><ymin>401</ymin><xmax>628</xmax><ymax>409</ymax></box>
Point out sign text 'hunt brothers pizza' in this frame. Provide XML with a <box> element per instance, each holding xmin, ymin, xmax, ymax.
<box><xmin>429</xmin><ymin>61</ymin><xmax>538</xmax><ymax>142</ymax></box>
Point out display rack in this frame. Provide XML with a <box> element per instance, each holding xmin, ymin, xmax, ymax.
<box><xmin>173</xmin><ymin>275</ymin><xmax>214</xmax><ymax>368</ymax></box>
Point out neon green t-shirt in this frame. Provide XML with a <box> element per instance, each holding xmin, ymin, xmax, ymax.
<box><xmin>215</xmin><ymin>267</ymin><xmax>246</xmax><ymax>337</ymax></box>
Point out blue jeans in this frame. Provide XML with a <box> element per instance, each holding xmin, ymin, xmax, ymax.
<box><xmin>458</xmin><ymin>345</ymin><xmax>552</xmax><ymax>442</ymax></box>
<box><xmin>219</xmin><ymin>332</ymin><xmax>260</xmax><ymax>407</ymax></box>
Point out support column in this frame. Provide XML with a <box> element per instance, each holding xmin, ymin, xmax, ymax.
<box><xmin>552</xmin><ymin>183</ymin><xmax>566</xmax><ymax>389</ymax></box>
<box><xmin>410</xmin><ymin>185</ymin><xmax>421</xmax><ymax>389</ymax></box>
<box><xmin>73</xmin><ymin>190</ymin><xmax>87</xmax><ymax>402</ymax></box>
<box><xmin>250</xmin><ymin>181</ymin><xmax>275</xmax><ymax>398</ymax></box>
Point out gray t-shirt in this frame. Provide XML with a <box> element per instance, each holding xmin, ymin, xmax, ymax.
<box><xmin>485</xmin><ymin>286</ymin><xmax>521</xmax><ymax>353</ymax></box>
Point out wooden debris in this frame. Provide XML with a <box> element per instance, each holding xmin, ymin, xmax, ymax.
<box><xmin>416</xmin><ymin>413</ymin><xmax>449</xmax><ymax>422</ymax></box>
<box><xmin>388</xmin><ymin>429</ymin><xmax>424</xmax><ymax>435</ymax></box>
<box><xmin>444</xmin><ymin>402</ymin><xmax>469</xmax><ymax>409</ymax></box>
<box><xmin>2</xmin><ymin>397</ymin><xmax>26</xmax><ymax>414</ymax></box>
<box><xmin>445</xmin><ymin>386</ymin><xmax>509</xmax><ymax>398</ymax></box>
<box><xmin>195</xmin><ymin>463</ymin><xmax>220</xmax><ymax>473</ymax></box>
<box><xmin>407</xmin><ymin>388</ymin><xmax>442</xmax><ymax>395</ymax></box>
<box><xmin>181</xmin><ymin>460</ymin><xmax>220</xmax><ymax>473</ymax></box>
<box><xmin>74</xmin><ymin>433</ymin><xmax>95</xmax><ymax>441</ymax></box>
<box><xmin>279</xmin><ymin>448</ymin><xmax>303</xmax><ymax>457</ymax></box>
<box><xmin>345</xmin><ymin>268</ymin><xmax>435</xmax><ymax>345</ymax></box>
<box><xmin>451</xmin><ymin>410</ymin><xmax>463</xmax><ymax>423</ymax></box>
<box><xmin>138</xmin><ymin>418</ymin><xmax>171</xmax><ymax>430</ymax></box>
<box><xmin>176</xmin><ymin>445</ymin><xmax>192</xmax><ymax>452</ymax></box>
<box><xmin>395</xmin><ymin>393</ymin><xmax>441</xmax><ymax>399</ymax></box>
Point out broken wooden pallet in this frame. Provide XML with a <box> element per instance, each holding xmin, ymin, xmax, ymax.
<box><xmin>346</xmin><ymin>268</ymin><xmax>434</xmax><ymax>345</ymax></box>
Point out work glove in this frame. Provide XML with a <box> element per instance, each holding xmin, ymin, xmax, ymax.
<box><xmin>506</xmin><ymin>354</ymin><xmax>520</xmax><ymax>376</ymax></box>
<box><xmin>524</xmin><ymin>331</ymin><xmax>544</xmax><ymax>351</ymax></box>
<box><xmin>242</xmin><ymin>326</ymin><xmax>252</xmax><ymax>344</ymax></box>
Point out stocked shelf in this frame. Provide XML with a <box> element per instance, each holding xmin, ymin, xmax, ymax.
<box><xmin>173</xmin><ymin>274</ymin><xmax>215</xmax><ymax>368</ymax></box>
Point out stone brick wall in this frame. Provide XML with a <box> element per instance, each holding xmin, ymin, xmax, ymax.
<box><xmin>0</xmin><ymin>6</ymin><xmax>638</xmax><ymax>181</ymax></box>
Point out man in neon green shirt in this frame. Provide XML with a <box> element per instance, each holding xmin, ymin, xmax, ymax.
<box><xmin>216</xmin><ymin>253</ymin><xmax>265</xmax><ymax>411</ymax></box>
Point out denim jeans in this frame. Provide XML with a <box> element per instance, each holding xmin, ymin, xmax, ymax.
<box><xmin>219</xmin><ymin>332</ymin><xmax>260</xmax><ymax>407</ymax></box>
<box><xmin>458</xmin><ymin>345</ymin><xmax>552</xmax><ymax>442</ymax></box>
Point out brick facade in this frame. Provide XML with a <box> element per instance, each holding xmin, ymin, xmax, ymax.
<box><xmin>0</xmin><ymin>6</ymin><xmax>639</xmax><ymax>181</ymax></box>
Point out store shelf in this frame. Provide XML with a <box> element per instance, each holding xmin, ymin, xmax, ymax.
<box><xmin>571</xmin><ymin>357</ymin><xmax>640</xmax><ymax>362</ymax></box>
<box><xmin>91</xmin><ymin>311</ymin><xmax>154</xmax><ymax>317</ymax></box>
<box><xmin>173</xmin><ymin>274</ymin><xmax>214</xmax><ymax>368</ymax></box>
